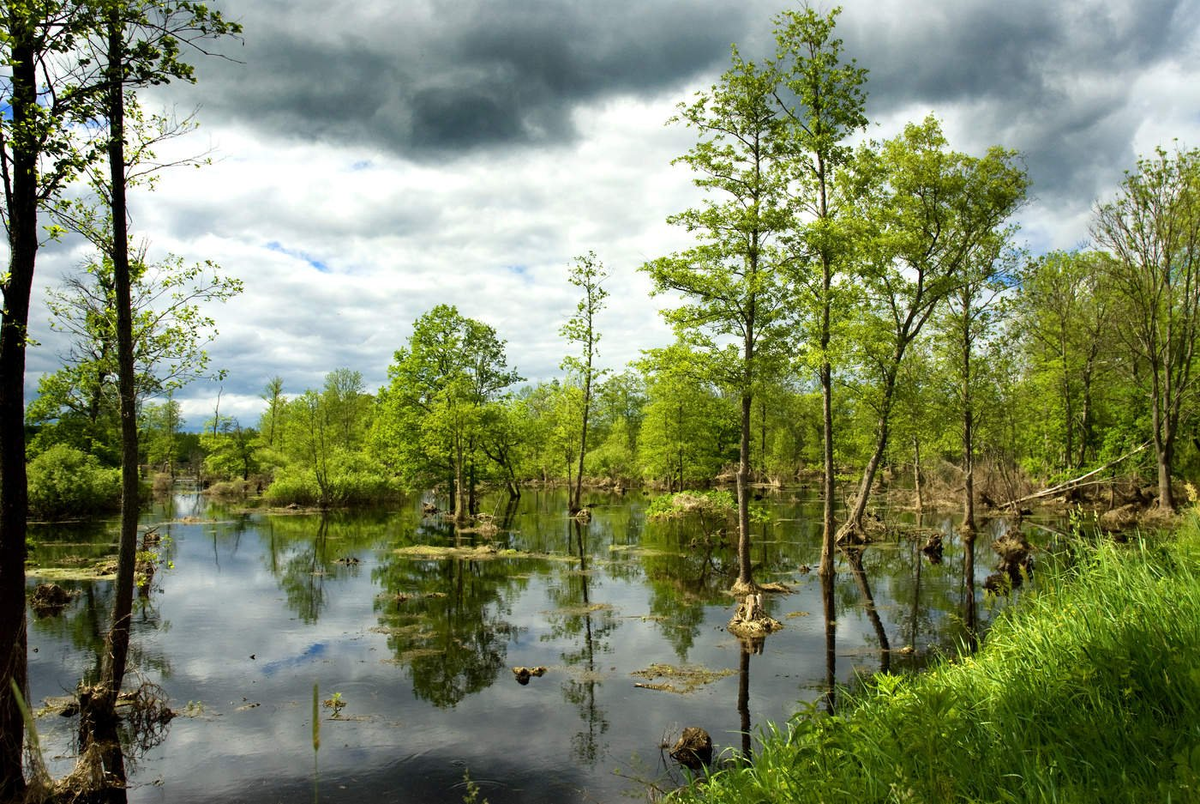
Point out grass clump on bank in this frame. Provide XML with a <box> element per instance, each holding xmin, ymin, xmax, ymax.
<box><xmin>675</xmin><ymin>518</ymin><xmax>1200</xmax><ymax>803</ymax></box>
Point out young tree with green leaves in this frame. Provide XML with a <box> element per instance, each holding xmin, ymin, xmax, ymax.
<box><xmin>374</xmin><ymin>305</ymin><xmax>521</xmax><ymax>518</ymax></box>
<box><xmin>837</xmin><ymin>116</ymin><xmax>1027</xmax><ymax>544</ymax></box>
<box><xmin>643</xmin><ymin>50</ymin><xmax>793</xmax><ymax>593</ymax></box>
<box><xmin>774</xmin><ymin>3</ymin><xmax>868</xmax><ymax>576</ymax></box>
<box><xmin>561</xmin><ymin>251</ymin><xmax>609</xmax><ymax>513</ymax></box>
<box><xmin>63</xmin><ymin>0</ymin><xmax>241</xmax><ymax>760</ymax></box>
<box><xmin>1015</xmin><ymin>250</ymin><xmax>1115</xmax><ymax>475</ymax></box>
<box><xmin>938</xmin><ymin>242</ymin><xmax>1015</xmax><ymax>533</ymax></box>
<box><xmin>1091</xmin><ymin>147</ymin><xmax>1200</xmax><ymax>512</ymax></box>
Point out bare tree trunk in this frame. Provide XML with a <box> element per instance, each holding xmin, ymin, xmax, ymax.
<box><xmin>103</xmin><ymin>10</ymin><xmax>140</xmax><ymax>714</ymax></box>
<box><xmin>735</xmin><ymin>390</ymin><xmax>754</xmax><ymax>592</ymax></box>
<box><xmin>0</xmin><ymin>18</ymin><xmax>36</xmax><ymax>793</ymax></box>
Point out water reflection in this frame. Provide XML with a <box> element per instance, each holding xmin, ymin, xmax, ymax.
<box><xmin>23</xmin><ymin>490</ymin><xmax>1047</xmax><ymax>804</ymax></box>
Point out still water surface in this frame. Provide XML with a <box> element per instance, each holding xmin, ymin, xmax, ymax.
<box><xmin>28</xmin><ymin>488</ymin><xmax>1047</xmax><ymax>802</ymax></box>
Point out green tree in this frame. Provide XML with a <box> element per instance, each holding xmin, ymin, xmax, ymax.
<box><xmin>27</xmin><ymin>248</ymin><xmax>240</xmax><ymax>458</ymax></box>
<box><xmin>0</xmin><ymin>6</ymin><xmax>98</xmax><ymax>785</ymax></box>
<box><xmin>938</xmin><ymin>243</ymin><xmax>1016</xmax><ymax>533</ymax></box>
<box><xmin>140</xmin><ymin>394</ymin><xmax>182</xmax><ymax>474</ymax></box>
<box><xmin>561</xmin><ymin>251</ymin><xmax>609</xmax><ymax>513</ymax></box>
<box><xmin>644</xmin><ymin>48</ymin><xmax>793</xmax><ymax>594</ymax></box>
<box><xmin>774</xmin><ymin>3</ymin><xmax>868</xmax><ymax>576</ymax></box>
<box><xmin>374</xmin><ymin>305</ymin><xmax>521</xmax><ymax>518</ymax></box>
<box><xmin>1016</xmin><ymin>250</ymin><xmax>1116</xmax><ymax>474</ymax></box>
<box><xmin>837</xmin><ymin>116</ymin><xmax>1027</xmax><ymax>543</ymax></box>
<box><xmin>1090</xmin><ymin>147</ymin><xmax>1200</xmax><ymax>511</ymax></box>
<box><xmin>637</xmin><ymin>342</ymin><xmax>737</xmax><ymax>491</ymax></box>
<box><xmin>70</xmin><ymin>0</ymin><xmax>240</xmax><ymax>751</ymax></box>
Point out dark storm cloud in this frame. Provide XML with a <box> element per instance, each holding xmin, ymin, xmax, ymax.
<box><xmin>190</xmin><ymin>0</ymin><xmax>757</xmax><ymax>156</ymax></box>
<box><xmin>845</xmin><ymin>0</ymin><xmax>1200</xmax><ymax>205</ymax></box>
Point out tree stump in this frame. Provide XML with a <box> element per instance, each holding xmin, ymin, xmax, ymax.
<box><xmin>727</xmin><ymin>593</ymin><xmax>783</xmax><ymax>641</ymax></box>
<box><xmin>669</xmin><ymin>727</ymin><xmax>713</xmax><ymax>770</ymax></box>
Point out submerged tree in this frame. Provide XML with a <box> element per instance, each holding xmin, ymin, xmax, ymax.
<box><xmin>774</xmin><ymin>3</ymin><xmax>868</xmax><ymax>576</ymax></box>
<box><xmin>561</xmin><ymin>251</ymin><xmax>609</xmax><ymax>514</ymax></box>
<box><xmin>1091</xmin><ymin>146</ymin><xmax>1200</xmax><ymax>512</ymax></box>
<box><xmin>837</xmin><ymin>116</ymin><xmax>1026</xmax><ymax>543</ymax></box>
<box><xmin>644</xmin><ymin>48</ymin><xmax>794</xmax><ymax>593</ymax></box>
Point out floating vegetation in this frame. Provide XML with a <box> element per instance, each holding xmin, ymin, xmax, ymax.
<box><xmin>630</xmin><ymin>663</ymin><xmax>735</xmax><ymax>694</ymax></box>
<box><xmin>26</xmin><ymin>562</ymin><xmax>118</xmax><ymax>582</ymax></box>
<box><xmin>547</xmin><ymin>602</ymin><xmax>614</xmax><ymax>618</ymax></box>
<box><xmin>393</xmin><ymin>544</ymin><xmax>574</xmax><ymax>562</ymax></box>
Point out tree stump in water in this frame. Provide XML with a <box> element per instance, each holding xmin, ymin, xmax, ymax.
<box><xmin>727</xmin><ymin>593</ymin><xmax>783</xmax><ymax>641</ymax></box>
<box><xmin>922</xmin><ymin>532</ymin><xmax>944</xmax><ymax>563</ymax></box>
<box><xmin>669</xmin><ymin>727</ymin><xmax>713</xmax><ymax>770</ymax></box>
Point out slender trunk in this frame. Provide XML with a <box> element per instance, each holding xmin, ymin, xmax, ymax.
<box><xmin>735</xmin><ymin>387</ymin><xmax>753</xmax><ymax>590</ymax></box>
<box><xmin>103</xmin><ymin>11</ymin><xmax>140</xmax><ymax>710</ymax></box>
<box><xmin>1151</xmin><ymin>376</ymin><xmax>1176</xmax><ymax>511</ymax></box>
<box><xmin>454</xmin><ymin>441</ymin><xmax>467</xmax><ymax>521</ymax></box>
<box><xmin>0</xmin><ymin>15</ymin><xmax>37</xmax><ymax>795</ymax></box>
<box><xmin>737</xmin><ymin>647</ymin><xmax>751</xmax><ymax>760</ymax></box>
<box><xmin>820</xmin><ymin>569</ymin><xmax>837</xmax><ymax>714</ymax></box>
<box><xmin>962</xmin><ymin>330</ymin><xmax>976</xmax><ymax>535</ymax></box>
<box><xmin>913</xmin><ymin>436</ymin><xmax>924</xmax><ymax>512</ymax></box>
<box><xmin>838</xmin><ymin>367</ymin><xmax>898</xmax><ymax>543</ymax></box>
<box><xmin>573</xmin><ymin>363</ymin><xmax>592</xmax><ymax>513</ymax></box>
<box><xmin>819</xmin><ymin>364</ymin><xmax>835</xmax><ymax>573</ymax></box>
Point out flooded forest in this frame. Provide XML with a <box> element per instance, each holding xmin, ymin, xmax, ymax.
<box><xmin>5</xmin><ymin>3</ymin><xmax>1200</xmax><ymax>804</ymax></box>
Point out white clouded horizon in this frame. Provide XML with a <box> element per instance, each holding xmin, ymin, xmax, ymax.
<box><xmin>19</xmin><ymin>0</ymin><xmax>1200</xmax><ymax>429</ymax></box>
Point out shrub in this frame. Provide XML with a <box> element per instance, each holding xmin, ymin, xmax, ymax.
<box><xmin>27</xmin><ymin>445</ymin><xmax>121</xmax><ymax>520</ymax></box>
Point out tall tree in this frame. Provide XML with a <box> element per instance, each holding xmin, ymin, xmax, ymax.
<box><xmin>774</xmin><ymin>3</ymin><xmax>868</xmax><ymax>576</ymax></box>
<box><xmin>939</xmin><ymin>242</ymin><xmax>1014</xmax><ymax>534</ymax></box>
<box><xmin>561</xmin><ymin>251</ymin><xmax>609</xmax><ymax>513</ymax></box>
<box><xmin>1091</xmin><ymin>146</ymin><xmax>1200</xmax><ymax>512</ymax></box>
<box><xmin>0</xmin><ymin>4</ymin><xmax>97</xmax><ymax>792</ymax></box>
<box><xmin>643</xmin><ymin>49</ymin><xmax>792</xmax><ymax>594</ymax></box>
<box><xmin>837</xmin><ymin>116</ymin><xmax>1026</xmax><ymax>543</ymax></box>
<box><xmin>374</xmin><ymin>305</ymin><xmax>520</xmax><ymax>518</ymax></box>
<box><xmin>1016</xmin><ymin>250</ymin><xmax>1114</xmax><ymax>474</ymax></box>
<box><xmin>64</xmin><ymin>0</ymin><xmax>240</xmax><ymax>767</ymax></box>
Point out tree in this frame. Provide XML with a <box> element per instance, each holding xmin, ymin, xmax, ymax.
<box><xmin>774</xmin><ymin>3</ymin><xmax>868</xmax><ymax>576</ymax></box>
<box><xmin>374</xmin><ymin>305</ymin><xmax>521</xmax><ymax>518</ymax></box>
<box><xmin>938</xmin><ymin>242</ymin><xmax>1015</xmax><ymax>533</ymax></box>
<box><xmin>27</xmin><ymin>248</ymin><xmax>240</xmax><ymax>457</ymax></box>
<box><xmin>643</xmin><ymin>48</ymin><xmax>793</xmax><ymax>594</ymax></box>
<box><xmin>837</xmin><ymin>116</ymin><xmax>1027</xmax><ymax>543</ymax></box>
<box><xmin>59</xmin><ymin>0</ymin><xmax>240</xmax><ymax>776</ymax></box>
<box><xmin>561</xmin><ymin>251</ymin><xmax>609</xmax><ymax>513</ymax></box>
<box><xmin>1090</xmin><ymin>146</ymin><xmax>1200</xmax><ymax>512</ymax></box>
<box><xmin>1016</xmin><ymin>250</ymin><xmax>1115</xmax><ymax>474</ymax></box>
<box><xmin>0</xmin><ymin>4</ymin><xmax>100</xmax><ymax>791</ymax></box>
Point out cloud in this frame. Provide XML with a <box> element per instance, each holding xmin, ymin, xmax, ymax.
<box><xmin>23</xmin><ymin>0</ymin><xmax>1200</xmax><ymax>428</ymax></box>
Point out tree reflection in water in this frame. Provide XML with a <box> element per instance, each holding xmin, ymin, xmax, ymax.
<box><xmin>547</xmin><ymin>519</ymin><xmax>617</xmax><ymax>765</ymax></box>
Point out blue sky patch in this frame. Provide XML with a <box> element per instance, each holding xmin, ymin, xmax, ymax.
<box><xmin>267</xmin><ymin>240</ymin><xmax>331</xmax><ymax>273</ymax></box>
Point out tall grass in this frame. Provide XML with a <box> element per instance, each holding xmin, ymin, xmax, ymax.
<box><xmin>675</xmin><ymin>517</ymin><xmax>1200</xmax><ymax>803</ymax></box>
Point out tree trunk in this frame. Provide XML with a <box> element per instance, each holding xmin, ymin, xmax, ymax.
<box><xmin>819</xmin><ymin>361</ymin><xmax>836</xmax><ymax>576</ymax></box>
<box><xmin>962</xmin><ymin>333</ymin><xmax>976</xmax><ymax>535</ymax></box>
<box><xmin>837</xmin><ymin>372</ymin><xmax>896</xmax><ymax>544</ymax></box>
<box><xmin>734</xmin><ymin>390</ymin><xmax>753</xmax><ymax>592</ymax></box>
<box><xmin>102</xmin><ymin>10</ymin><xmax>140</xmax><ymax>712</ymax></box>
<box><xmin>0</xmin><ymin>15</ymin><xmax>37</xmax><ymax>795</ymax></box>
<box><xmin>913</xmin><ymin>437</ymin><xmax>924</xmax><ymax>512</ymax></box>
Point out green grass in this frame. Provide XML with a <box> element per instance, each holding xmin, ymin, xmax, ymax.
<box><xmin>674</xmin><ymin>514</ymin><xmax>1200</xmax><ymax>803</ymax></box>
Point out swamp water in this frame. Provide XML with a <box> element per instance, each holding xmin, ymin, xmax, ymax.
<box><xmin>28</xmin><ymin>488</ymin><xmax>1051</xmax><ymax>802</ymax></box>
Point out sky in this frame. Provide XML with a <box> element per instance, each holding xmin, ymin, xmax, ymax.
<box><xmin>21</xmin><ymin>0</ymin><xmax>1200</xmax><ymax>429</ymax></box>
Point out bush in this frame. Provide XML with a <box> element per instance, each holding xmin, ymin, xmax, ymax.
<box><xmin>264</xmin><ymin>465</ymin><xmax>399</xmax><ymax>508</ymax></box>
<box><xmin>27</xmin><ymin>445</ymin><xmax>121</xmax><ymax>520</ymax></box>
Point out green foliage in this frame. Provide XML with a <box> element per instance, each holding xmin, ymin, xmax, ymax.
<box><xmin>372</xmin><ymin>305</ymin><xmax>521</xmax><ymax>512</ymax></box>
<box><xmin>27</xmin><ymin>444</ymin><xmax>121</xmax><ymax>520</ymax></box>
